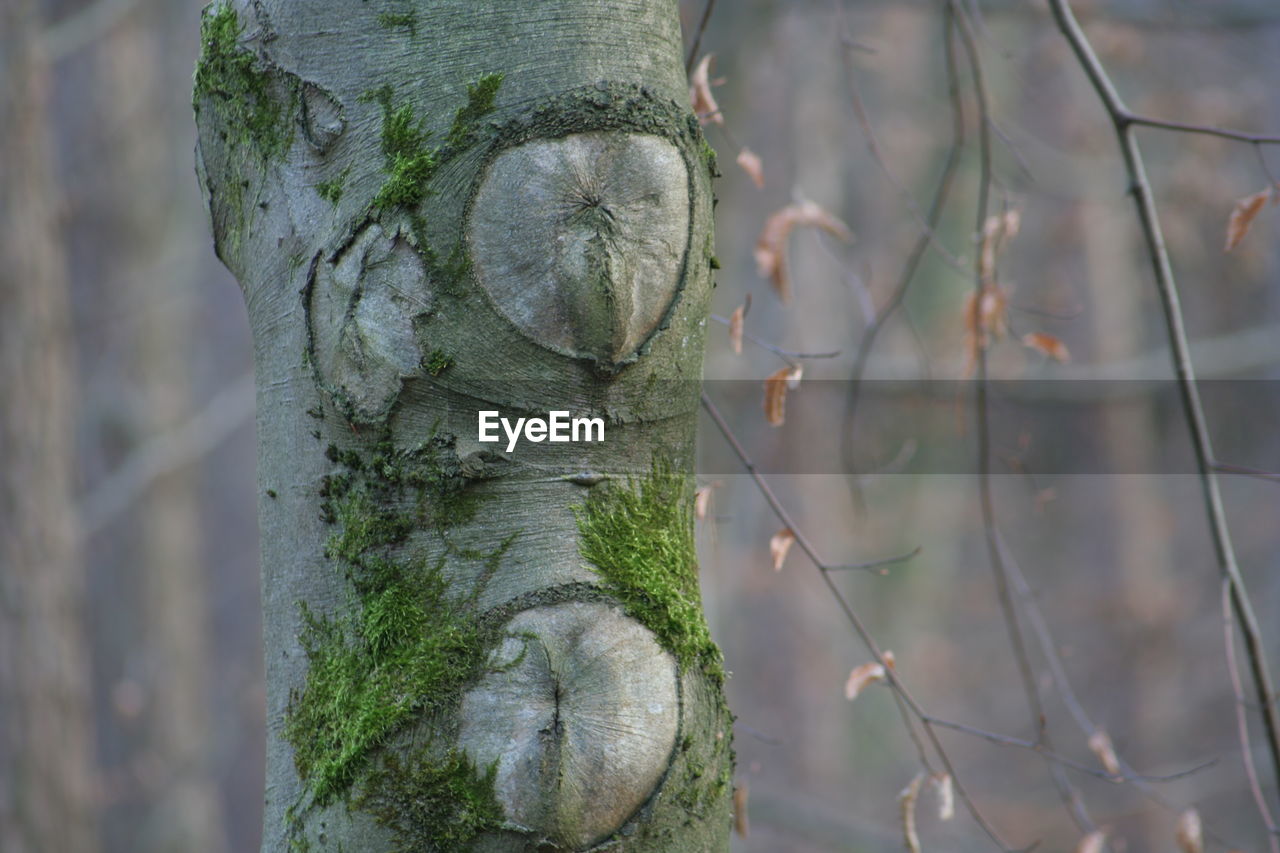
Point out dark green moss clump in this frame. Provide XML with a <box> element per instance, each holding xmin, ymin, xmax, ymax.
<box><xmin>366</xmin><ymin>86</ymin><xmax>439</xmax><ymax>211</ymax></box>
<box><xmin>376</xmin><ymin>11</ymin><xmax>416</xmax><ymax>34</ymax></box>
<box><xmin>365</xmin><ymin>73</ymin><xmax>502</xmax><ymax>214</ymax></box>
<box><xmin>193</xmin><ymin>3</ymin><xmax>293</xmax><ymax>161</ymax></box>
<box><xmin>575</xmin><ymin>460</ymin><xmax>723</xmax><ymax>681</ymax></box>
<box><xmin>288</xmin><ymin>554</ymin><xmax>485</xmax><ymax>806</ymax></box>
<box><xmin>421</xmin><ymin>349</ymin><xmax>455</xmax><ymax>376</ymax></box>
<box><xmin>446</xmin><ymin>73</ymin><xmax>503</xmax><ymax>149</ymax></box>
<box><xmin>358</xmin><ymin>749</ymin><xmax>503</xmax><ymax>852</ymax></box>
<box><xmin>314</xmin><ymin>167</ymin><xmax>349</xmax><ymax>205</ymax></box>
<box><xmin>288</xmin><ymin>435</ymin><xmax>488</xmax><ymax>809</ymax></box>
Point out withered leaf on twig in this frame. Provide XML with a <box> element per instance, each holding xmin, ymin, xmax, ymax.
<box><xmin>737</xmin><ymin>147</ymin><xmax>765</xmax><ymax>188</ymax></box>
<box><xmin>762</xmin><ymin>365</ymin><xmax>802</xmax><ymax>426</ymax></box>
<box><xmin>769</xmin><ymin>527</ymin><xmax>795</xmax><ymax>571</ymax></box>
<box><xmin>689</xmin><ymin>54</ymin><xmax>723</xmax><ymax>126</ymax></box>
<box><xmin>754</xmin><ymin>200</ymin><xmax>853</xmax><ymax>302</ymax></box>
<box><xmin>1224</xmin><ymin>187</ymin><xmax>1272</xmax><ymax>252</ymax></box>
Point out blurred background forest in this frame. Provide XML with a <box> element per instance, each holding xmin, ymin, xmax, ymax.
<box><xmin>3</xmin><ymin>0</ymin><xmax>1280</xmax><ymax>851</ymax></box>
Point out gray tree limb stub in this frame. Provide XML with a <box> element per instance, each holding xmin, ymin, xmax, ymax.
<box><xmin>469</xmin><ymin>133</ymin><xmax>690</xmax><ymax>368</ymax></box>
<box><xmin>460</xmin><ymin>602</ymin><xmax>680</xmax><ymax>850</ymax></box>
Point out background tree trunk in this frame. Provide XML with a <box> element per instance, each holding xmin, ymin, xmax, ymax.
<box><xmin>0</xmin><ymin>0</ymin><xmax>98</xmax><ymax>849</ymax></box>
<box><xmin>194</xmin><ymin>1</ymin><xmax>732</xmax><ymax>850</ymax></box>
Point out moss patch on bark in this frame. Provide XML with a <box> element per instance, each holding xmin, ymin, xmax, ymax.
<box><xmin>286</xmin><ymin>433</ymin><xmax>509</xmax><ymax>852</ymax></box>
<box><xmin>574</xmin><ymin>460</ymin><xmax>723</xmax><ymax>683</ymax></box>
<box><xmin>193</xmin><ymin>3</ymin><xmax>294</xmax><ymax>161</ymax></box>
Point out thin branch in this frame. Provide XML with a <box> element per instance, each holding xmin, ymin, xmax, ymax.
<box><xmin>78</xmin><ymin>372</ymin><xmax>255</xmax><ymax>538</ymax></box>
<box><xmin>709</xmin><ymin>314</ymin><xmax>842</xmax><ymax>361</ymax></box>
<box><xmin>1048</xmin><ymin>0</ymin><xmax>1280</xmax><ymax>821</ymax></box>
<box><xmin>824</xmin><ymin>546</ymin><xmax>921</xmax><ymax>574</ymax></box>
<box><xmin>842</xmin><ymin>5</ymin><xmax>965</xmax><ymax>492</ymax></box>
<box><xmin>1222</xmin><ymin>577</ymin><xmax>1280</xmax><ymax>853</ymax></box>
<box><xmin>701</xmin><ymin>391</ymin><xmax>1020</xmax><ymax>851</ymax></box>
<box><xmin>1212</xmin><ymin>461</ymin><xmax>1280</xmax><ymax>485</ymax></box>
<box><xmin>684</xmin><ymin>0</ymin><xmax>717</xmax><ymax>74</ymax></box>
<box><xmin>953</xmin><ymin>2</ymin><xmax>1097</xmax><ymax>835</ymax></box>
<box><xmin>994</xmin><ymin>529</ymin><xmax>1242</xmax><ymax>852</ymax></box>
<box><xmin>923</xmin><ymin>716</ymin><xmax>1217</xmax><ymax>784</ymax></box>
<box><xmin>1119</xmin><ymin>112</ymin><xmax>1280</xmax><ymax>146</ymax></box>
<box><xmin>835</xmin><ymin>2</ymin><xmax>970</xmax><ymax>276</ymax></box>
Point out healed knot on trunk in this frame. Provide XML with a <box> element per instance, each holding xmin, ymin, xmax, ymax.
<box><xmin>457</xmin><ymin>601</ymin><xmax>680</xmax><ymax>850</ymax></box>
<box><xmin>467</xmin><ymin>132</ymin><xmax>690</xmax><ymax>369</ymax></box>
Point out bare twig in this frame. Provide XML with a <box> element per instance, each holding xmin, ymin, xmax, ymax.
<box><xmin>952</xmin><ymin>2</ymin><xmax>1097</xmax><ymax>835</ymax></box>
<box><xmin>835</xmin><ymin>1</ymin><xmax>969</xmax><ymax>275</ymax></box>
<box><xmin>924</xmin><ymin>716</ymin><xmax>1217</xmax><ymax>783</ymax></box>
<box><xmin>684</xmin><ymin>0</ymin><xmax>717</xmax><ymax>74</ymax></box>
<box><xmin>993</xmin><ymin>529</ymin><xmax>1241</xmax><ymax>851</ymax></box>
<box><xmin>842</xmin><ymin>5</ymin><xmax>964</xmax><ymax>492</ymax></box>
<box><xmin>1212</xmin><ymin>461</ymin><xmax>1280</xmax><ymax>485</ymax></box>
<box><xmin>1119</xmin><ymin>113</ymin><xmax>1280</xmax><ymax>146</ymax></box>
<box><xmin>1222</xmin><ymin>577</ymin><xmax>1280</xmax><ymax>853</ymax></box>
<box><xmin>1048</xmin><ymin>0</ymin><xmax>1280</xmax><ymax>820</ymax></box>
<box><xmin>825</xmin><ymin>546</ymin><xmax>921</xmax><ymax>574</ymax></box>
<box><xmin>78</xmin><ymin>372</ymin><xmax>255</xmax><ymax>538</ymax></box>
<box><xmin>702</xmin><ymin>391</ymin><xmax>1020</xmax><ymax>851</ymax></box>
<box><xmin>709</xmin><ymin>314</ymin><xmax>842</xmax><ymax>362</ymax></box>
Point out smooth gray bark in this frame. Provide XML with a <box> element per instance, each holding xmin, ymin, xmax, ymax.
<box><xmin>194</xmin><ymin>1</ymin><xmax>731</xmax><ymax>851</ymax></box>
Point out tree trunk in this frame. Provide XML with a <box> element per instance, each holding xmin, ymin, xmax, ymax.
<box><xmin>0</xmin><ymin>0</ymin><xmax>98</xmax><ymax>849</ymax></box>
<box><xmin>193</xmin><ymin>1</ymin><xmax>731</xmax><ymax>850</ymax></box>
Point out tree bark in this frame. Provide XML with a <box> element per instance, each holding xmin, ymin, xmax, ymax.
<box><xmin>0</xmin><ymin>0</ymin><xmax>98</xmax><ymax>849</ymax></box>
<box><xmin>194</xmin><ymin>1</ymin><xmax>731</xmax><ymax>850</ymax></box>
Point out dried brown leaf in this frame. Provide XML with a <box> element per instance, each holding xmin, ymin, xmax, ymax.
<box><xmin>694</xmin><ymin>485</ymin><xmax>714</xmax><ymax>521</ymax></box>
<box><xmin>962</xmin><ymin>285</ymin><xmax>1009</xmax><ymax>370</ymax></box>
<box><xmin>844</xmin><ymin>662</ymin><xmax>885</xmax><ymax>701</ymax></box>
<box><xmin>899</xmin><ymin>773</ymin><xmax>925</xmax><ymax>853</ymax></box>
<box><xmin>978</xmin><ymin>209</ymin><xmax>1022</xmax><ymax>285</ymax></box>
<box><xmin>755</xmin><ymin>200</ymin><xmax>853</xmax><ymax>302</ymax></box>
<box><xmin>1175</xmin><ymin>809</ymin><xmax>1203</xmax><ymax>853</ymax></box>
<box><xmin>733</xmin><ymin>784</ymin><xmax>749</xmax><ymax>839</ymax></box>
<box><xmin>769</xmin><ymin>527</ymin><xmax>795</xmax><ymax>572</ymax></box>
<box><xmin>729</xmin><ymin>304</ymin><xmax>745</xmax><ymax>355</ymax></box>
<box><xmin>1088</xmin><ymin>730</ymin><xmax>1121</xmax><ymax>777</ymax></box>
<box><xmin>736</xmin><ymin>147</ymin><xmax>765</xmax><ymax>188</ymax></box>
<box><xmin>1076</xmin><ymin>830</ymin><xmax>1106</xmax><ymax>853</ymax></box>
<box><xmin>1225</xmin><ymin>187</ymin><xmax>1272</xmax><ymax>252</ymax></box>
<box><xmin>1022</xmin><ymin>332</ymin><xmax>1071</xmax><ymax>363</ymax></box>
<box><xmin>762</xmin><ymin>365</ymin><xmax>801</xmax><ymax>427</ymax></box>
<box><xmin>689</xmin><ymin>54</ymin><xmax>723</xmax><ymax>126</ymax></box>
<box><xmin>931</xmin><ymin>773</ymin><xmax>954</xmax><ymax>821</ymax></box>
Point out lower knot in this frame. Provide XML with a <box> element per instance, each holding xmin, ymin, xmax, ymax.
<box><xmin>457</xmin><ymin>601</ymin><xmax>679</xmax><ymax>849</ymax></box>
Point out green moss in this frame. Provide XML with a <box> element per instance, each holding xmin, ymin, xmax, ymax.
<box><xmin>363</xmin><ymin>73</ymin><xmax>503</xmax><ymax>214</ymax></box>
<box><xmin>421</xmin><ymin>349</ymin><xmax>454</xmax><ymax>376</ymax></box>
<box><xmin>699</xmin><ymin>138</ymin><xmax>719</xmax><ymax>177</ymax></box>
<box><xmin>287</xmin><ymin>556</ymin><xmax>486</xmax><ymax>806</ymax></box>
<box><xmin>446</xmin><ymin>73</ymin><xmax>503</xmax><ymax>149</ymax></box>
<box><xmin>575</xmin><ymin>459</ymin><xmax>723</xmax><ymax>681</ymax></box>
<box><xmin>289</xmin><ymin>435</ymin><xmax>489</xmax><ymax>812</ymax></box>
<box><xmin>357</xmin><ymin>749</ymin><xmax>503</xmax><ymax>852</ymax></box>
<box><xmin>365</xmin><ymin>86</ymin><xmax>439</xmax><ymax>211</ymax></box>
<box><xmin>315</xmin><ymin>167</ymin><xmax>349</xmax><ymax>205</ymax></box>
<box><xmin>193</xmin><ymin>3</ymin><xmax>293</xmax><ymax>161</ymax></box>
<box><xmin>376</xmin><ymin>11</ymin><xmax>416</xmax><ymax>34</ymax></box>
